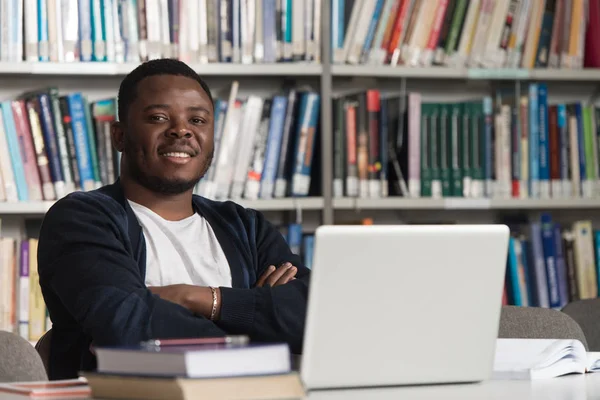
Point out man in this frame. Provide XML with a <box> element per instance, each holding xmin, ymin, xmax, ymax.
<box><xmin>37</xmin><ymin>59</ymin><xmax>310</xmax><ymax>380</ymax></box>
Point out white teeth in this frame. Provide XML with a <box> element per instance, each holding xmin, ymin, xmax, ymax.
<box><xmin>162</xmin><ymin>152</ymin><xmax>191</xmax><ymax>158</ymax></box>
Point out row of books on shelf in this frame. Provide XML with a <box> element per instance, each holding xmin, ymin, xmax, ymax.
<box><xmin>0</xmin><ymin>222</ymin><xmax>315</xmax><ymax>338</ymax></box>
<box><xmin>502</xmin><ymin>215</ymin><xmax>599</xmax><ymax>310</ymax></box>
<box><xmin>334</xmin><ymin>0</ymin><xmax>600</xmax><ymax>69</ymax></box>
<box><xmin>0</xmin><ymin>82</ymin><xmax>321</xmax><ymax>203</ymax></box>
<box><xmin>0</xmin><ymin>0</ymin><xmax>321</xmax><ymax>65</ymax></box>
<box><xmin>334</xmin><ymin>84</ymin><xmax>600</xmax><ymax>200</ymax></box>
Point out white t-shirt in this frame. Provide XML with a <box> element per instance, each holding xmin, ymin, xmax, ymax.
<box><xmin>127</xmin><ymin>200</ymin><xmax>232</xmax><ymax>288</ymax></box>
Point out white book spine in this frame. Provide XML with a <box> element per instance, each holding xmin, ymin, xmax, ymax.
<box><xmin>347</xmin><ymin>0</ymin><xmax>376</xmax><ymax>64</ymax></box>
<box><xmin>450</xmin><ymin>0</ymin><xmax>481</xmax><ymax>67</ymax></box>
<box><xmin>145</xmin><ymin>0</ymin><xmax>162</xmax><ymax>59</ymax></box>
<box><xmin>338</xmin><ymin>1</ymin><xmax>362</xmax><ymax>63</ymax></box>
<box><xmin>104</xmin><ymin>0</ymin><xmax>116</xmax><ymax>62</ymax></box>
<box><xmin>291</xmin><ymin>0</ymin><xmax>305</xmax><ymax>60</ymax></box>
<box><xmin>254</xmin><ymin>0</ymin><xmax>264</xmax><ymax>62</ymax></box>
<box><xmin>112</xmin><ymin>0</ymin><xmax>125</xmax><ymax>62</ymax></box>
<box><xmin>241</xmin><ymin>0</ymin><xmax>255</xmax><ymax>64</ymax></box>
<box><xmin>0</xmin><ymin>1</ymin><xmax>10</xmax><ymax>62</ymax></box>
<box><xmin>232</xmin><ymin>97</ymin><xmax>264</xmax><ymax>199</ymax></box>
<box><xmin>312</xmin><ymin>0</ymin><xmax>321</xmax><ymax>62</ymax></box>
<box><xmin>123</xmin><ymin>0</ymin><xmax>139</xmax><ymax>62</ymax></box>
<box><xmin>12</xmin><ymin>0</ymin><xmax>24</xmax><ymax>62</ymax></box>
<box><xmin>304</xmin><ymin>0</ymin><xmax>313</xmax><ymax>61</ymax></box>
<box><xmin>25</xmin><ymin>0</ymin><xmax>39</xmax><ymax>60</ymax></box>
<box><xmin>198</xmin><ymin>0</ymin><xmax>208</xmax><ymax>63</ymax></box>
<box><xmin>47</xmin><ymin>0</ymin><xmax>59</xmax><ymax>61</ymax></box>
<box><xmin>158</xmin><ymin>0</ymin><xmax>170</xmax><ymax>58</ymax></box>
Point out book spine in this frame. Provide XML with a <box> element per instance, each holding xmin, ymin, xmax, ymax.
<box><xmin>538</xmin><ymin>83</ymin><xmax>550</xmax><ymax>198</ymax></box>
<box><xmin>259</xmin><ymin>95</ymin><xmax>287</xmax><ymax>198</ymax></box>
<box><xmin>291</xmin><ymin>92</ymin><xmax>320</xmax><ymax>196</ymax></box>
<box><xmin>274</xmin><ymin>90</ymin><xmax>299</xmax><ymax>198</ymax></box>
<box><xmin>541</xmin><ymin>213</ymin><xmax>561</xmax><ymax>308</ymax></box>
<box><xmin>367</xmin><ymin>90</ymin><xmax>381</xmax><ymax>197</ymax></box>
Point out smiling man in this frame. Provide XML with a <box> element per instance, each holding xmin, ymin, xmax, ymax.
<box><xmin>36</xmin><ymin>59</ymin><xmax>310</xmax><ymax>380</ymax></box>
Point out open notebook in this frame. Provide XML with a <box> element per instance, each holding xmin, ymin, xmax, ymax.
<box><xmin>493</xmin><ymin>339</ymin><xmax>600</xmax><ymax>379</ymax></box>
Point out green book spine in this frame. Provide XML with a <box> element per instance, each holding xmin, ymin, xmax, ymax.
<box><xmin>82</xmin><ymin>96</ymin><xmax>101</xmax><ymax>186</ymax></box>
<box><xmin>444</xmin><ymin>0</ymin><xmax>468</xmax><ymax>56</ymax></box>
<box><xmin>461</xmin><ymin>102</ymin><xmax>472</xmax><ymax>197</ymax></box>
<box><xmin>470</xmin><ymin>101</ymin><xmax>484</xmax><ymax>194</ymax></box>
<box><xmin>583</xmin><ymin>106</ymin><xmax>596</xmax><ymax>196</ymax></box>
<box><xmin>451</xmin><ymin>102</ymin><xmax>463</xmax><ymax>196</ymax></box>
<box><xmin>440</xmin><ymin>103</ymin><xmax>452</xmax><ymax>197</ymax></box>
<box><xmin>421</xmin><ymin>103</ymin><xmax>432</xmax><ymax>197</ymax></box>
<box><xmin>430</xmin><ymin>104</ymin><xmax>441</xmax><ymax>197</ymax></box>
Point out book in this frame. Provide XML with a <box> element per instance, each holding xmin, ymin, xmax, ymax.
<box><xmin>0</xmin><ymin>378</ymin><xmax>90</xmax><ymax>398</ymax></box>
<box><xmin>83</xmin><ymin>372</ymin><xmax>304</xmax><ymax>400</ymax></box>
<box><xmin>94</xmin><ymin>341</ymin><xmax>291</xmax><ymax>379</ymax></box>
<box><xmin>493</xmin><ymin>338</ymin><xmax>600</xmax><ymax>379</ymax></box>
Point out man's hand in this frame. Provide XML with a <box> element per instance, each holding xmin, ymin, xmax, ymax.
<box><xmin>148</xmin><ymin>284</ymin><xmax>220</xmax><ymax>320</ymax></box>
<box><xmin>256</xmin><ymin>262</ymin><xmax>297</xmax><ymax>287</ymax></box>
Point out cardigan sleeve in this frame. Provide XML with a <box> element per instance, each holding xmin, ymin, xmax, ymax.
<box><xmin>216</xmin><ymin>209</ymin><xmax>310</xmax><ymax>354</ymax></box>
<box><xmin>37</xmin><ymin>193</ymin><xmax>227</xmax><ymax>348</ymax></box>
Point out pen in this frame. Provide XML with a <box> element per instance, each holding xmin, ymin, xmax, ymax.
<box><xmin>140</xmin><ymin>335</ymin><xmax>250</xmax><ymax>347</ymax></box>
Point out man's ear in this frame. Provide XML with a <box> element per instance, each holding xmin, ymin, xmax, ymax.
<box><xmin>111</xmin><ymin>121</ymin><xmax>125</xmax><ymax>152</ymax></box>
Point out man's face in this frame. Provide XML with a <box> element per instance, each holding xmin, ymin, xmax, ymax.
<box><xmin>115</xmin><ymin>74</ymin><xmax>214</xmax><ymax>195</ymax></box>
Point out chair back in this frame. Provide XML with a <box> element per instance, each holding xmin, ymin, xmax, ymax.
<box><xmin>562</xmin><ymin>299</ymin><xmax>600</xmax><ymax>351</ymax></box>
<box><xmin>499</xmin><ymin>306</ymin><xmax>588</xmax><ymax>348</ymax></box>
<box><xmin>35</xmin><ymin>329</ymin><xmax>52</xmax><ymax>377</ymax></box>
<box><xmin>0</xmin><ymin>330</ymin><xmax>47</xmax><ymax>382</ymax></box>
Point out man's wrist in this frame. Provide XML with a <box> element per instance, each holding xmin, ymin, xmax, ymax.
<box><xmin>184</xmin><ymin>286</ymin><xmax>222</xmax><ymax>320</ymax></box>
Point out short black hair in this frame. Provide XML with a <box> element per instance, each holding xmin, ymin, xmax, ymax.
<box><xmin>117</xmin><ymin>58</ymin><xmax>214</xmax><ymax>122</ymax></box>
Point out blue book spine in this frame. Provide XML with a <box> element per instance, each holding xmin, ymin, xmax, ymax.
<box><xmin>259</xmin><ymin>95</ymin><xmax>288</xmax><ymax>198</ymax></box>
<box><xmin>575</xmin><ymin>103</ymin><xmax>586</xmax><ymax>196</ymax></box>
<box><xmin>540</xmin><ymin>213</ymin><xmax>560</xmax><ymax>308</ymax></box>
<box><xmin>303</xmin><ymin>235</ymin><xmax>315</xmax><ymax>269</ymax></box>
<box><xmin>507</xmin><ymin>237</ymin><xmax>522</xmax><ymax>306</ymax></box>
<box><xmin>263</xmin><ymin>0</ymin><xmax>277</xmax><ymax>63</ymax></box>
<box><xmin>38</xmin><ymin>94</ymin><xmax>64</xmax><ymax>185</ymax></box>
<box><xmin>557</xmin><ymin>104</ymin><xmax>569</xmax><ymax>194</ymax></box>
<box><xmin>291</xmin><ymin>92</ymin><xmax>321</xmax><ymax>197</ymax></box>
<box><xmin>360</xmin><ymin>0</ymin><xmax>385</xmax><ymax>62</ymax></box>
<box><xmin>529</xmin><ymin>84</ymin><xmax>539</xmax><ymax>197</ymax></box>
<box><xmin>78</xmin><ymin>0</ymin><xmax>93</xmax><ymax>61</ymax></box>
<box><xmin>66</xmin><ymin>93</ymin><xmax>95</xmax><ymax>188</ymax></box>
<box><xmin>286</xmin><ymin>223</ymin><xmax>303</xmax><ymax>255</ymax></box>
<box><xmin>553</xmin><ymin>223</ymin><xmax>569</xmax><ymax>308</ymax></box>
<box><xmin>538</xmin><ymin>83</ymin><xmax>550</xmax><ymax>196</ymax></box>
<box><xmin>521</xmin><ymin>239</ymin><xmax>535</xmax><ymax>306</ymax></box>
<box><xmin>38</xmin><ymin>0</ymin><xmax>48</xmax><ymax>61</ymax></box>
<box><xmin>529</xmin><ymin>222</ymin><xmax>550</xmax><ymax>308</ymax></box>
<box><xmin>331</xmin><ymin>0</ymin><xmax>344</xmax><ymax>56</ymax></box>
<box><xmin>1</xmin><ymin>102</ymin><xmax>28</xmax><ymax>201</ymax></box>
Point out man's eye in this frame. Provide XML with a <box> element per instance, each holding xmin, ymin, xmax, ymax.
<box><xmin>191</xmin><ymin>117</ymin><xmax>206</xmax><ymax>124</ymax></box>
<box><xmin>149</xmin><ymin>115</ymin><xmax>167</xmax><ymax>122</ymax></box>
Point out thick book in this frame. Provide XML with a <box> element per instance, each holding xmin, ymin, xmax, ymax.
<box><xmin>83</xmin><ymin>371</ymin><xmax>303</xmax><ymax>400</ymax></box>
<box><xmin>95</xmin><ymin>341</ymin><xmax>291</xmax><ymax>379</ymax></box>
<box><xmin>493</xmin><ymin>339</ymin><xmax>600</xmax><ymax>380</ymax></box>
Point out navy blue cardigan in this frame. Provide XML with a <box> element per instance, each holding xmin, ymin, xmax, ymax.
<box><xmin>37</xmin><ymin>181</ymin><xmax>310</xmax><ymax>380</ymax></box>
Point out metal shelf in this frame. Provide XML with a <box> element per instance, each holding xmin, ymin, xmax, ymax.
<box><xmin>0</xmin><ymin>62</ymin><xmax>323</xmax><ymax>76</ymax></box>
<box><xmin>331</xmin><ymin>64</ymin><xmax>467</xmax><ymax>79</ymax></box>
<box><xmin>331</xmin><ymin>65</ymin><xmax>600</xmax><ymax>81</ymax></box>
<box><xmin>0</xmin><ymin>197</ymin><xmax>325</xmax><ymax>215</ymax></box>
<box><xmin>333</xmin><ymin>197</ymin><xmax>600</xmax><ymax>210</ymax></box>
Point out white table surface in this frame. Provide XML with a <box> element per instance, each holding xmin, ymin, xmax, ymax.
<box><xmin>306</xmin><ymin>374</ymin><xmax>600</xmax><ymax>400</ymax></box>
<box><xmin>2</xmin><ymin>374</ymin><xmax>600</xmax><ymax>400</ymax></box>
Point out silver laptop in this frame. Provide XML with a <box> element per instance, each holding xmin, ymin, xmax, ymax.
<box><xmin>300</xmin><ymin>224</ymin><xmax>510</xmax><ymax>391</ymax></box>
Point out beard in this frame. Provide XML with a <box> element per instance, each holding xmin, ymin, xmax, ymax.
<box><xmin>122</xmin><ymin>137</ymin><xmax>214</xmax><ymax>196</ymax></box>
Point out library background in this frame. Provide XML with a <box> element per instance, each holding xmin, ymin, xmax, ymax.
<box><xmin>0</xmin><ymin>0</ymin><xmax>598</xmax><ymax>345</ymax></box>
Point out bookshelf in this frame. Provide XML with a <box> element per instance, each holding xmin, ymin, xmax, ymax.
<box><xmin>0</xmin><ymin>0</ymin><xmax>600</xmax><ymax>339</ymax></box>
